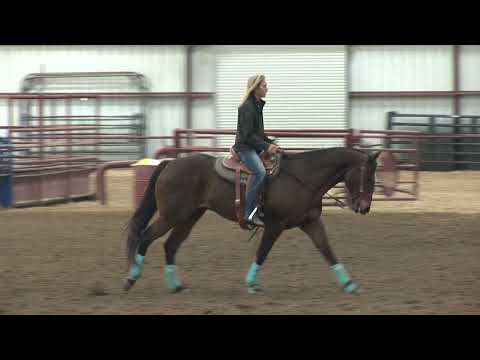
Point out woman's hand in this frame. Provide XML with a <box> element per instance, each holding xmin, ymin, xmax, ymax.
<box><xmin>267</xmin><ymin>143</ymin><xmax>283</xmax><ymax>155</ymax></box>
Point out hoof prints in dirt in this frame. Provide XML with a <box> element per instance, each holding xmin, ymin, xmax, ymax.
<box><xmin>2</xmin><ymin>209</ymin><xmax>480</xmax><ymax>314</ymax></box>
<box><xmin>88</xmin><ymin>282</ymin><xmax>110</xmax><ymax>297</ymax></box>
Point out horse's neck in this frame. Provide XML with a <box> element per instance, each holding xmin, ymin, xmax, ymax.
<box><xmin>312</xmin><ymin>162</ymin><xmax>351</xmax><ymax>196</ymax></box>
<box><xmin>317</xmin><ymin>151</ymin><xmax>365</xmax><ymax>195</ymax></box>
<box><xmin>317</xmin><ymin>166</ymin><xmax>348</xmax><ymax>192</ymax></box>
<box><xmin>283</xmin><ymin>149</ymin><xmax>361</xmax><ymax>195</ymax></box>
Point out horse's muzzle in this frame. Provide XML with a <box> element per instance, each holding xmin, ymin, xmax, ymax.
<box><xmin>359</xmin><ymin>206</ymin><xmax>370</xmax><ymax>215</ymax></box>
<box><xmin>359</xmin><ymin>197</ymin><xmax>371</xmax><ymax>215</ymax></box>
<box><xmin>353</xmin><ymin>197</ymin><xmax>371</xmax><ymax>215</ymax></box>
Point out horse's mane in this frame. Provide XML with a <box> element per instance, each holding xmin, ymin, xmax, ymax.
<box><xmin>283</xmin><ymin>147</ymin><xmax>368</xmax><ymax>163</ymax></box>
<box><xmin>197</xmin><ymin>153</ymin><xmax>217</xmax><ymax>159</ymax></box>
<box><xmin>197</xmin><ymin>147</ymin><xmax>369</xmax><ymax>166</ymax></box>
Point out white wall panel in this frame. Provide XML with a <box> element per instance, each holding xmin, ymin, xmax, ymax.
<box><xmin>191</xmin><ymin>46</ymin><xmax>216</xmax><ymax>147</ymax></box>
<box><xmin>191</xmin><ymin>46</ymin><xmax>216</xmax><ymax>93</ymax></box>
<box><xmin>459</xmin><ymin>45</ymin><xmax>480</xmax><ymax>91</ymax></box>
<box><xmin>350</xmin><ymin>45</ymin><xmax>453</xmax><ymax>91</ymax></box>
<box><xmin>459</xmin><ymin>97</ymin><xmax>480</xmax><ymax>116</ymax></box>
<box><xmin>0</xmin><ymin>45</ymin><xmax>186</xmax><ymax>92</ymax></box>
<box><xmin>145</xmin><ymin>99</ymin><xmax>186</xmax><ymax>157</ymax></box>
<box><xmin>351</xmin><ymin>97</ymin><xmax>454</xmax><ymax>131</ymax></box>
<box><xmin>214</xmin><ymin>45</ymin><xmax>347</xmax><ymax>149</ymax></box>
<box><xmin>0</xmin><ymin>46</ymin><xmax>188</xmax><ymax>157</ymax></box>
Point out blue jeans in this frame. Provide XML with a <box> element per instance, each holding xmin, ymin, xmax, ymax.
<box><xmin>238</xmin><ymin>149</ymin><xmax>267</xmax><ymax>218</ymax></box>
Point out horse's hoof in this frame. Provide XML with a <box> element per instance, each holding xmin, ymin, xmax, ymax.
<box><xmin>247</xmin><ymin>285</ymin><xmax>263</xmax><ymax>294</ymax></box>
<box><xmin>344</xmin><ymin>281</ymin><xmax>359</xmax><ymax>294</ymax></box>
<box><xmin>123</xmin><ymin>278</ymin><xmax>136</xmax><ymax>292</ymax></box>
<box><xmin>170</xmin><ymin>285</ymin><xmax>189</xmax><ymax>294</ymax></box>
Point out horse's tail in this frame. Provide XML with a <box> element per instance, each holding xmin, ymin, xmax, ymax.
<box><xmin>126</xmin><ymin>160</ymin><xmax>171</xmax><ymax>268</ymax></box>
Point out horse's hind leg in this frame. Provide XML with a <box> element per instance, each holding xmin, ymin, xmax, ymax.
<box><xmin>137</xmin><ymin>218</ymin><xmax>173</xmax><ymax>257</ymax></box>
<box><xmin>123</xmin><ymin>217</ymin><xmax>173</xmax><ymax>291</ymax></box>
<box><xmin>300</xmin><ymin>218</ymin><xmax>359</xmax><ymax>294</ymax></box>
<box><xmin>163</xmin><ymin>208</ymin><xmax>206</xmax><ymax>293</ymax></box>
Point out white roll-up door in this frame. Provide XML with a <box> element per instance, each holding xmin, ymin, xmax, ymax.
<box><xmin>214</xmin><ymin>45</ymin><xmax>347</xmax><ymax>149</ymax></box>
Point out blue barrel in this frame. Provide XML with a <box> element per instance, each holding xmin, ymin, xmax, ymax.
<box><xmin>0</xmin><ymin>137</ymin><xmax>13</xmax><ymax>208</ymax></box>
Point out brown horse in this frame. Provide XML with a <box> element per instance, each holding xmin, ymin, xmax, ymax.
<box><xmin>123</xmin><ymin>147</ymin><xmax>380</xmax><ymax>294</ymax></box>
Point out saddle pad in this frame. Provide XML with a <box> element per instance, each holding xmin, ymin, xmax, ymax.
<box><xmin>214</xmin><ymin>157</ymin><xmax>248</xmax><ymax>185</ymax></box>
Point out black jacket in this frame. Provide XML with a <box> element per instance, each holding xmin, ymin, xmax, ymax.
<box><xmin>233</xmin><ymin>95</ymin><xmax>274</xmax><ymax>153</ymax></box>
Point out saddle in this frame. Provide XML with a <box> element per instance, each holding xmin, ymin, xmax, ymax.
<box><xmin>214</xmin><ymin>147</ymin><xmax>281</xmax><ymax>230</ymax></box>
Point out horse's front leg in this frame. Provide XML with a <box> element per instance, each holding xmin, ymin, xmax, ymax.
<box><xmin>300</xmin><ymin>218</ymin><xmax>359</xmax><ymax>294</ymax></box>
<box><xmin>245</xmin><ymin>224</ymin><xmax>283</xmax><ymax>294</ymax></box>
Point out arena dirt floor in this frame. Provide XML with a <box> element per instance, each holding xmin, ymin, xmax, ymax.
<box><xmin>1</xmin><ymin>169</ymin><xmax>480</xmax><ymax>315</ymax></box>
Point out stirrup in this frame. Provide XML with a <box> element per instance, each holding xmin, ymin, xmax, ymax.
<box><xmin>245</xmin><ymin>209</ymin><xmax>264</xmax><ymax>227</ymax></box>
<box><xmin>245</xmin><ymin>216</ymin><xmax>264</xmax><ymax>228</ymax></box>
<box><xmin>250</xmin><ymin>207</ymin><xmax>264</xmax><ymax>219</ymax></box>
<box><xmin>247</xmin><ymin>207</ymin><xmax>259</xmax><ymax>221</ymax></box>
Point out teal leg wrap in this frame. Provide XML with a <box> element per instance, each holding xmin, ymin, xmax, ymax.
<box><xmin>344</xmin><ymin>282</ymin><xmax>359</xmax><ymax>294</ymax></box>
<box><xmin>331</xmin><ymin>263</ymin><xmax>350</xmax><ymax>285</ymax></box>
<box><xmin>165</xmin><ymin>265</ymin><xmax>182</xmax><ymax>290</ymax></box>
<box><xmin>331</xmin><ymin>263</ymin><xmax>358</xmax><ymax>294</ymax></box>
<box><xmin>127</xmin><ymin>254</ymin><xmax>145</xmax><ymax>281</ymax></box>
<box><xmin>246</xmin><ymin>262</ymin><xmax>261</xmax><ymax>287</ymax></box>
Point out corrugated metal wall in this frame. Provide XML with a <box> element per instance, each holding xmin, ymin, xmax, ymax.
<box><xmin>351</xmin><ymin>97</ymin><xmax>454</xmax><ymax>131</ymax></box>
<box><xmin>4</xmin><ymin>45</ymin><xmax>480</xmax><ymax>154</ymax></box>
<box><xmin>459</xmin><ymin>45</ymin><xmax>480</xmax><ymax>115</ymax></box>
<box><xmin>0</xmin><ymin>45</ymin><xmax>186</xmax><ymax>92</ymax></box>
<box><xmin>0</xmin><ymin>45</ymin><xmax>187</xmax><ymax>157</ymax></box>
<box><xmin>349</xmin><ymin>45</ymin><xmax>454</xmax><ymax>130</ymax></box>
<box><xmin>459</xmin><ymin>45</ymin><xmax>480</xmax><ymax>91</ymax></box>
<box><xmin>350</xmin><ymin>45</ymin><xmax>452</xmax><ymax>91</ymax></box>
<box><xmin>214</xmin><ymin>45</ymin><xmax>347</xmax><ymax>148</ymax></box>
<box><xmin>190</xmin><ymin>46</ymin><xmax>216</xmax><ymax>147</ymax></box>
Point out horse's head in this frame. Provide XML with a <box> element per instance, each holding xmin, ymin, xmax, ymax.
<box><xmin>344</xmin><ymin>151</ymin><xmax>381</xmax><ymax>215</ymax></box>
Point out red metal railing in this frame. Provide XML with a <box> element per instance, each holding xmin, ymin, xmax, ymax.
<box><xmin>169</xmin><ymin>128</ymin><xmax>422</xmax><ymax>202</ymax></box>
<box><xmin>97</xmin><ymin>128</ymin><xmax>422</xmax><ymax>206</ymax></box>
<box><xmin>3</xmin><ymin>123</ymin><xmax>427</xmax><ymax>207</ymax></box>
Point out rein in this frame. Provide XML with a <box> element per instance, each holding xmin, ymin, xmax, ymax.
<box><xmin>278</xmin><ymin>157</ymin><xmax>349</xmax><ymax>209</ymax></box>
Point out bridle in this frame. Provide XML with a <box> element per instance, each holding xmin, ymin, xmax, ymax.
<box><xmin>349</xmin><ymin>164</ymin><xmax>368</xmax><ymax>203</ymax></box>
<box><xmin>328</xmin><ymin>163</ymin><xmax>369</xmax><ymax>209</ymax></box>
<box><xmin>274</xmin><ymin>150</ymin><xmax>374</xmax><ymax>210</ymax></box>
<box><xmin>359</xmin><ymin>165</ymin><xmax>366</xmax><ymax>195</ymax></box>
<box><xmin>279</xmin><ymin>157</ymin><xmax>369</xmax><ymax>210</ymax></box>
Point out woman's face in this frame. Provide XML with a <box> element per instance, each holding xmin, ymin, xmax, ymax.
<box><xmin>254</xmin><ymin>80</ymin><xmax>268</xmax><ymax>98</ymax></box>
